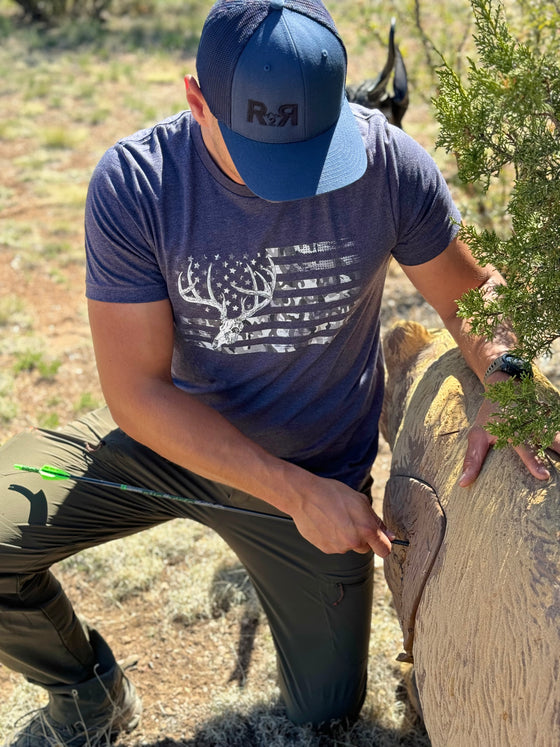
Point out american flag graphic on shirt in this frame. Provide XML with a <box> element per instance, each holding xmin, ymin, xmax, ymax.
<box><xmin>177</xmin><ymin>240</ymin><xmax>362</xmax><ymax>354</ymax></box>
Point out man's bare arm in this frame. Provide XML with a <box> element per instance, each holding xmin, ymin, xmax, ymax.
<box><xmin>88</xmin><ymin>298</ymin><xmax>393</xmax><ymax>556</ymax></box>
<box><xmin>400</xmin><ymin>236</ymin><xmax>560</xmax><ymax>484</ymax></box>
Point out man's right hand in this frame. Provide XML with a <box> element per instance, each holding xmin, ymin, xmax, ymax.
<box><xmin>288</xmin><ymin>477</ymin><xmax>394</xmax><ymax>558</ymax></box>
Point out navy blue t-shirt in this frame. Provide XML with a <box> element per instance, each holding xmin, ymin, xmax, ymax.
<box><xmin>85</xmin><ymin>105</ymin><xmax>460</xmax><ymax>489</ymax></box>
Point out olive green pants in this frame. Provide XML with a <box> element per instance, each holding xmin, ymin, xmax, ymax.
<box><xmin>0</xmin><ymin>408</ymin><xmax>374</xmax><ymax>726</ymax></box>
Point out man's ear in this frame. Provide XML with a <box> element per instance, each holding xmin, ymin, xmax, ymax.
<box><xmin>185</xmin><ymin>75</ymin><xmax>207</xmax><ymax>125</ymax></box>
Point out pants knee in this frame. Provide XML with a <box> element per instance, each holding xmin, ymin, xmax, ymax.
<box><xmin>283</xmin><ymin>670</ymin><xmax>367</xmax><ymax>727</ymax></box>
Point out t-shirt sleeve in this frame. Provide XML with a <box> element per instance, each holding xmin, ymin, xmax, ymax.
<box><xmin>85</xmin><ymin>145</ymin><xmax>169</xmax><ymax>303</ymax></box>
<box><xmin>389</xmin><ymin>129</ymin><xmax>461</xmax><ymax>266</ymax></box>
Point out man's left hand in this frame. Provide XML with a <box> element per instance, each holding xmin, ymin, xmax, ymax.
<box><xmin>459</xmin><ymin>397</ymin><xmax>560</xmax><ymax>486</ymax></box>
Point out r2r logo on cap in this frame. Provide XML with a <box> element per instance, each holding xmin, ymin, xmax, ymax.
<box><xmin>247</xmin><ymin>100</ymin><xmax>299</xmax><ymax>126</ymax></box>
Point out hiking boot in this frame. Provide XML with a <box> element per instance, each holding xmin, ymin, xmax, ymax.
<box><xmin>6</xmin><ymin>672</ymin><xmax>142</xmax><ymax>747</ymax></box>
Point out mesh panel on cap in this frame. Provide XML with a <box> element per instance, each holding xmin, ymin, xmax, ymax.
<box><xmin>284</xmin><ymin>0</ymin><xmax>343</xmax><ymax>47</ymax></box>
<box><xmin>197</xmin><ymin>1</ymin><xmax>269</xmax><ymax>125</ymax></box>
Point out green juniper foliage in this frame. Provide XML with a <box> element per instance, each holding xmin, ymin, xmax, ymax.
<box><xmin>434</xmin><ymin>0</ymin><xmax>560</xmax><ymax>454</ymax></box>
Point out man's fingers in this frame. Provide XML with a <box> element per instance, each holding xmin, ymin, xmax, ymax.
<box><xmin>550</xmin><ymin>431</ymin><xmax>560</xmax><ymax>457</ymax></box>
<box><xmin>514</xmin><ymin>443</ymin><xmax>551</xmax><ymax>480</ymax></box>
<box><xmin>347</xmin><ymin>515</ymin><xmax>393</xmax><ymax>557</ymax></box>
<box><xmin>352</xmin><ymin>537</ymin><xmax>391</xmax><ymax>558</ymax></box>
<box><xmin>459</xmin><ymin>425</ymin><xmax>493</xmax><ymax>487</ymax></box>
<box><xmin>293</xmin><ymin>489</ymin><xmax>397</xmax><ymax>558</ymax></box>
<box><xmin>352</xmin><ymin>544</ymin><xmax>375</xmax><ymax>555</ymax></box>
<box><xmin>370</xmin><ymin>536</ymin><xmax>392</xmax><ymax>558</ymax></box>
<box><xmin>514</xmin><ymin>429</ymin><xmax>560</xmax><ymax>479</ymax></box>
<box><xmin>461</xmin><ymin>422</ymin><xmax>557</xmax><ymax>488</ymax></box>
<box><xmin>364</xmin><ymin>523</ymin><xmax>393</xmax><ymax>558</ymax></box>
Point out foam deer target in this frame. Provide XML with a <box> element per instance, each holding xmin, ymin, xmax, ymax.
<box><xmin>380</xmin><ymin>320</ymin><xmax>560</xmax><ymax>747</ymax></box>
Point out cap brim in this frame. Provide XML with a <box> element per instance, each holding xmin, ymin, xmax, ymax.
<box><xmin>219</xmin><ymin>99</ymin><xmax>367</xmax><ymax>202</ymax></box>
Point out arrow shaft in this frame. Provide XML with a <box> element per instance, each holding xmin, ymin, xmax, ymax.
<box><xmin>13</xmin><ymin>464</ymin><xmax>409</xmax><ymax>546</ymax></box>
<box><xmin>14</xmin><ymin>464</ymin><xmax>290</xmax><ymax>522</ymax></box>
<box><xmin>74</xmin><ymin>474</ymin><xmax>288</xmax><ymax>521</ymax></box>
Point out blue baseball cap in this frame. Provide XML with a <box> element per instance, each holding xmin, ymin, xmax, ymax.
<box><xmin>196</xmin><ymin>0</ymin><xmax>367</xmax><ymax>202</ymax></box>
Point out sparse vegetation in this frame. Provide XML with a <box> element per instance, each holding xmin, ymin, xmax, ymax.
<box><xmin>38</xmin><ymin>410</ymin><xmax>61</xmax><ymax>428</ymax></box>
<box><xmin>0</xmin><ymin>375</ymin><xmax>18</xmax><ymax>423</ymax></box>
<box><xmin>73</xmin><ymin>390</ymin><xmax>101</xmax><ymax>412</ymax></box>
<box><xmin>12</xmin><ymin>347</ymin><xmax>61</xmax><ymax>379</ymax></box>
<box><xmin>0</xmin><ymin>295</ymin><xmax>27</xmax><ymax>327</ymax></box>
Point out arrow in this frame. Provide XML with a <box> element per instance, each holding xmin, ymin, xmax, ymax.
<box><xmin>13</xmin><ymin>464</ymin><xmax>409</xmax><ymax>546</ymax></box>
<box><xmin>13</xmin><ymin>463</ymin><xmax>290</xmax><ymax>522</ymax></box>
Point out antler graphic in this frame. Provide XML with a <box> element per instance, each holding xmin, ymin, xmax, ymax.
<box><xmin>178</xmin><ymin>256</ymin><xmax>277</xmax><ymax>349</ymax></box>
<box><xmin>178</xmin><ymin>262</ymin><xmax>227</xmax><ymax>317</ymax></box>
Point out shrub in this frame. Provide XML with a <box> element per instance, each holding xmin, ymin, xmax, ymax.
<box><xmin>434</xmin><ymin>0</ymin><xmax>560</xmax><ymax>453</ymax></box>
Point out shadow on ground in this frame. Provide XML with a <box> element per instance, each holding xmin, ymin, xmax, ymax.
<box><xmin>130</xmin><ymin>693</ymin><xmax>430</xmax><ymax>747</ymax></box>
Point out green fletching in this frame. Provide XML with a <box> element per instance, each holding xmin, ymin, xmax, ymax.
<box><xmin>38</xmin><ymin>465</ymin><xmax>72</xmax><ymax>480</ymax></box>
